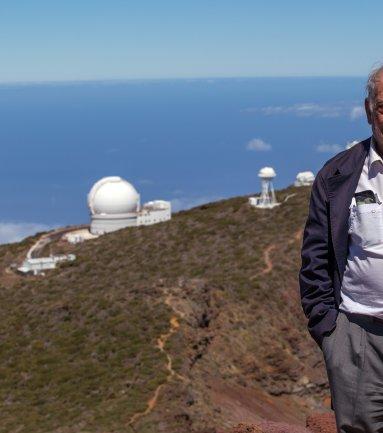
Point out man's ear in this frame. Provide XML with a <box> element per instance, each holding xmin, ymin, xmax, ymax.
<box><xmin>365</xmin><ymin>98</ymin><xmax>373</xmax><ymax>125</ymax></box>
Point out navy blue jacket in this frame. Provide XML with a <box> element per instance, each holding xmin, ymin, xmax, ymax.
<box><xmin>299</xmin><ymin>137</ymin><xmax>371</xmax><ymax>348</ymax></box>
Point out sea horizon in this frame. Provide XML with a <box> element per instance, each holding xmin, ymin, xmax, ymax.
<box><xmin>0</xmin><ymin>76</ymin><xmax>370</xmax><ymax>242</ymax></box>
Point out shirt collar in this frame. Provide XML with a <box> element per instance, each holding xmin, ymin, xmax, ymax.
<box><xmin>368</xmin><ymin>136</ymin><xmax>383</xmax><ymax>173</ymax></box>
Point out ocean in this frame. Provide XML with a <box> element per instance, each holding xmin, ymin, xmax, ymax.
<box><xmin>0</xmin><ymin>77</ymin><xmax>370</xmax><ymax>242</ymax></box>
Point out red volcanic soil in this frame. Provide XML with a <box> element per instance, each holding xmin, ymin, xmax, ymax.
<box><xmin>222</xmin><ymin>412</ymin><xmax>336</xmax><ymax>433</ymax></box>
<box><xmin>229</xmin><ymin>421</ymin><xmax>310</xmax><ymax>433</ymax></box>
<box><xmin>306</xmin><ymin>412</ymin><xmax>337</xmax><ymax>433</ymax></box>
<box><xmin>208</xmin><ymin>379</ymin><xmax>309</xmax><ymax>426</ymax></box>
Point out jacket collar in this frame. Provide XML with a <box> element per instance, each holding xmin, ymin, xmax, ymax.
<box><xmin>327</xmin><ymin>137</ymin><xmax>371</xmax><ymax>184</ymax></box>
<box><xmin>327</xmin><ymin>137</ymin><xmax>371</xmax><ymax>283</ymax></box>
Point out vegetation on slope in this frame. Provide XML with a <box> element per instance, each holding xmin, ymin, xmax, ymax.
<box><xmin>0</xmin><ymin>186</ymin><xmax>327</xmax><ymax>433</ymax></box>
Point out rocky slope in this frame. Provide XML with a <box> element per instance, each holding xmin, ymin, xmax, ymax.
<box><xmin>0</xmin><ymin>185</ymin><xmax>331</xmax><ymax>433</ymax></box>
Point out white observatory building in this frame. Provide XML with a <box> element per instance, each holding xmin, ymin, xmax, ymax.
<box><xmin>87</xmin><ymin>176</ymin><xmax>171</xmax><ymax>236</ymax></box>
<box><xmin>248</xmin><ymin>167</ymin><xmax>280</xmax><ymax>209</ymax></box>
<box><xmin>294</xmin><ymin>171</ymin><xmax>315</xmax><ymax>187</ymax></box>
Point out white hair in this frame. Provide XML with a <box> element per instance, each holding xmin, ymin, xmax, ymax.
<box><xmin>367</xmin><ymin>64</ymin><xmax>383</xmax><ymax>109</ymax></box>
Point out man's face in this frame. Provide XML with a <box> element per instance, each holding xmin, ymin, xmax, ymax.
<box><xmin>365</xmin><ymin>73</ymin><xmax>383</xmax><ymax>148</ymax></box>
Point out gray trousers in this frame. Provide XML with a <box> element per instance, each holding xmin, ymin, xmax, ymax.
<box><xmin>322</xmin><ymin>310</ymin><xmax>383</xmax><ymax>433</ymax></box>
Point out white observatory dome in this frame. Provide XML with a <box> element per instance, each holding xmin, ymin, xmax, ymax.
<box><xmin>88</xmin><ymin>176</ymin><xmax>139</xmax><ymax>215</ymax></box>
<box><xmin>258</xmin><ymin>167</ymin><xmax>276</xmax><ymax>179</ymax></box>
<box><xmin>296</xmin><ymin>171</ymin><xmax>315</xmax><ymax>183</ymax></box>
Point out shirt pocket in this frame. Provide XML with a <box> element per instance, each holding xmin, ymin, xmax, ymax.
<box><xmin>350</xmin><ymin>203</ymin><xmax>383</xmax><ymax>248</ymax></box>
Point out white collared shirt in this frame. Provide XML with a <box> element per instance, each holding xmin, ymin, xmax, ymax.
<box><xmin>339</xmin><ymin>137</ymin><xmax>383</xmax><ymax>317</ymax></box>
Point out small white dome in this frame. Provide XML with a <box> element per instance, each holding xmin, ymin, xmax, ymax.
<box><xmin>258</xmin><ymin>167</ymin><xmax>276</xmax><ymax>179</ymax></box>
<box><xmin>88</xmin><ymin>176</ymin><xmax>139</xmax><ymax>215</ymax></box>
<box><xmin>296</xmin><ymin>171</ymin><xmax>315</xmax><ymax>183</ymax></box>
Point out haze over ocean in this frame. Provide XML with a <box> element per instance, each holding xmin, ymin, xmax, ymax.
<box><xmin>0</xmin><ymin>77</ymin><xmax>371</xmax><ymax>241</ymax></box>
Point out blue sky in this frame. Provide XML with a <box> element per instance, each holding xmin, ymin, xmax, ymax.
<box><xmin>0</xmin><ymin>0</ymin><xmax>382</xmax><ymax>82</ymax></box>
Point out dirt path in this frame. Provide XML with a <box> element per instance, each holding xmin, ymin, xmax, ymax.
<box><xmin>250</xmin><ymin>244</ymin><xmax>276</xmax><ymax>280</ymax></box>
<box><xmin>261</xmin><ymin>244</ymin><xmax>275</xmax><ymax>276</ymax></box>
<box><xmin>282</xmin><ymin>193</ymin><xmax>297</xmax><ymax>203</ymax></box>
<box><xmin>162</xmin><ymin>292</ymin><xmax>189</xmax><ymax>384</ymax></box>
<box><xmin>250</xmin><ymin>228</ymin><xmax>302</xmax><ymax>281</ymax></box>
<box><xmin>127</xmin><ymin>292</ymin><xmax>187</xmax><ymax>430</ymax></box>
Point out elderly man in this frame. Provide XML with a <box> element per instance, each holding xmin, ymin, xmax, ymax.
<box><xmin>299</xmin><ymin>65</ymin><xmax>383</xmax><ymax>433</ymax></box>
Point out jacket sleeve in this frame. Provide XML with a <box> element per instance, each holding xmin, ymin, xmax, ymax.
<box><xmin>299</xmin><ymin>172</ymin><xmax>338</xmax><ymax>348</ymax></box>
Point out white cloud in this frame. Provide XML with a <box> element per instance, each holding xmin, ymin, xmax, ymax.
<box><xmin>350</xmin><ymin>105</ymin><xmax>364</xmax><ymax>120</ymax></box>
<box><xmin>244</xmin><ymin>102</ymin><xmax>368</xmax><ymax>121</ymax></box>
<box><xmin>315</xmin><ymin>143</ymin><xmax>343</xmax><ymax>153</ymax></box>
<box><xmin>242</xmin><ymin>102</ymin><xmax>362</xmax><ymax>118</ymax></box>
<box><xmin>265</xmin><ymin>103</ymin><xmax>342</xmax><ymax>118</ymax></box>
<box><xmin>171</xmin><ymin>195</ymin><xmax>223</xmax><ymax>212</ymax></box>
<box><xmin>246</xmin><ymin>138</ymin><xmax>272</xmax><ymax>151</ymax></box>
<box><xmin>0</xmin><ymin>222</ymin><xmax>54</xmax><ymax>245</ymax></box>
